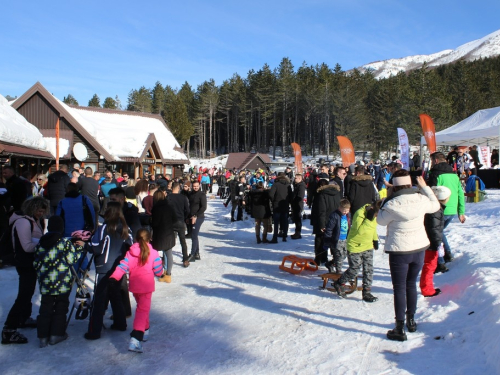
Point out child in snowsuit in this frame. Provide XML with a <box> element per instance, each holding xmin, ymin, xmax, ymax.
<box><xmin>33</xmin><ymin>216</ymin><xmax>83</xmax><ymax>348</ymax></box>
<box><xmin>110</xmin><ymin>228</ymin><xmax>163</xmax><ymax>353</ymax></box>
<box><xmin>420</xmin><ymin>186</ymin><xmax>450</xmax><ymax>297</ymax></box>
<box><xmin>323</xmin><ymin>199</ymin><xmax>352</xmax><ymax>274</ymax></box>
<box><xmin>333</xmin><ymin>201</ymin><xmax>380</xmax><ymax>302</ymax></box>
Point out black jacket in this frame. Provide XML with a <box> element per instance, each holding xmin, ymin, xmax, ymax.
<box><xmin>427</xmin><ymin>162</ymin><xmax>454</xmax><ymax>187</ymax></box>
<box><xmin>78</xmin><ymin>176</ymin><xmax>100</xmax><ymax>213</ymax></box>
<box><xmin>123</xmin><ymin>202</ymin><xmax>141</xmax><ymax>238</ymax></box>
<box><xmin>348</xmin><ymin>174</ymin><xmax>376</xmax><ymax>215</ymax></box>
<box><xmin>189</xmin><ymin>190</ymin><xmax>207</xmax><ymax>218</ymax></box>
<box><xmin>5</xmin><ymin>175</ymin><xmax>31</xmax><ymax>212</ymax></box>
<box><xmin>424</xmin><ymin>203</ymin><xmax>445</xmax><ymax>250</ymax></box>
<box><xmin>332</xmin><ymin>176</ymin><xmax>344</xmax><ymax>197</ymax></box>
<box><xmin>47</xmin><ymin>170</ymin><xmax>71</xmax><ymax>207</ymax></box>
<box><xmin>249</xmin><ymin>189</ymin><xmax>272</xmax><ymax>219</ymax></box>
<box><xmin>268</xmin><ymin>175</ymin><xmax>292</xmax><ymax>214</ymax></box>
<box><xmin>310</xmin><ymin>184</ymin><xmax>341</xmax><ymax>234</ymax></box>
<box><xmin>291</xmin><ymin>181</ymin><xmax>306</xmax><ymax>211</ymax></box>
<box><xmin>151</xmin><ymin>199</ymin><xmax>178</xmax><ymax>251</ymax></box>
<box><xmin>91</xmin><ymin>223</ymin><xmax>132</xmax><ymax>275</ymax></box>
<box><xmin>167</xmin><ymin>193</ymin><xmax>190</xmax><ymax>222</ymax></box>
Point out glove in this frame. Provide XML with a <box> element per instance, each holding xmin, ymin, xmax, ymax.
<box><xmin>373</xmin><ymin>240</ymin><xmax>379</xmax><ymax>250</ymax></box>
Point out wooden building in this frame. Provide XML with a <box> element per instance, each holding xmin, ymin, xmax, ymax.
<box><xmin>12</xmin><ymin>82</ymin><xmax>189</xmax><ymax>178</ymax></box>
<box><xmin>225</xmin><ymin>152</ymin><xmax>271</xmax><ymax>171</ymax></box>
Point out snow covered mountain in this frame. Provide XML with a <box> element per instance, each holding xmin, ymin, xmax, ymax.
<box><xmin>359</xmin><ymin>29</ymin><xmax>500</xmax><ymax>79</ymax></box>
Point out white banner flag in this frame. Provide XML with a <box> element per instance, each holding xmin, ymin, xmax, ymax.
<box><xmin>397</xmin><ymin>128</ymin><xmax>410</xmax><ymax>170</ymax></box>
<box><xmin>479</xmin><ymin>146</ymin><xmax>491</xmax><ymax>168</ymax></box>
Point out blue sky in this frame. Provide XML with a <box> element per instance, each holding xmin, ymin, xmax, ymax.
<box><xmin>1</xmin><ymin>0</ymin><xmax>499</xmax><ymax>106</ymax></box>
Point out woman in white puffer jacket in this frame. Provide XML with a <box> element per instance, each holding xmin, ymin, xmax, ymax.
<box><xmin>377</xmin><ymin>171</ymin><xmax>440</xmax><ymax>342</ymax></box>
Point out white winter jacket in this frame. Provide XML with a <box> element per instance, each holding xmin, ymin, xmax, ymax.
<box><xmin>377</xmin><ymin>186</ymin><xmax>440</xmax><ymax>254</ymax></box>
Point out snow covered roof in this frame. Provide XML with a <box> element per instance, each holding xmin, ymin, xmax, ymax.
<box><xmin>11</xmin><ymin>82</ymin><xmax>188</xmax><ymax>164</ymax></box>
<box><xmin>58</xmin><ymin>100</ymin><xmax>189</xmax><ymax>163</ymax></box>
<box><xmin>0</xmin><ymin>94</ymin><xmax>49</xmax><ymax>152</ymax></box>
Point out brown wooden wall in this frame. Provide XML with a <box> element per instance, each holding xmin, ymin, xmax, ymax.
<box><xmin>17</xmin><ymin>93</ymin><xmax>70</xmax><ymax>130</ymax></box>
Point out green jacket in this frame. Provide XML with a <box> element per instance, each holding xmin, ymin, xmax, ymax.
<box><xmin>429</xmin><ymin>163</ymin><xmax>465</xmax><ymax>216</ymax></box>
<box><xmin>347</xmin><ymin>204</ymin><xmax>378</xmax><ymax>253</ymax></box>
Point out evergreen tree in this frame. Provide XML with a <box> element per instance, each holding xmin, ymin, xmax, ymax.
<box><xmin>127</xmin><ymin>86</ymin><xmax>152</xmax><ymax>112</ymax></box>
<box><xmin>103</xmin><ymin>97</ymin><xmax>118</xmax><ymax>109</ymax></box>
<box><xmin>152</xmin><ymin>81</ymin><xmax>166</xmax><ymax>115</ymax></box>
<box><xmin>88</xmin><ymin>94</ymin><xmax>101</xmax><ymax>107</ymax></box>
<box><xmin>63</xmin><ymin>94</ymin><xmax>79</xmax><ymax>106</ymax></box>
<box><xmin>164</xmin><ymin>95</ymin><xmax>194</xmax><ymax>146</ymax></box>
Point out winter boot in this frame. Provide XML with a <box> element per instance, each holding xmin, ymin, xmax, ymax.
<box><xmin>332</xmin><ymin>280</ymin><xmax>347</xmax><ymax>298</ymax></box>
<box><xmin>324</xmin><ymin>260</ymin><xmax>335</xmax><ymax>274</ymax></box>
<box><xmin>424</xmin><ymin>288</ymin><xmax>442</xmax><ymax>298</ymax></box>
<box><xmin>39</xmin><ymin>337</ymin><xmax>49</xmax><ymax>348</ymax></box>
<box><xmin>362</xmin><ymin>289</ymin><xmax>378</xmax><ymax>303</ymax></box>
<box><xmin>159</xmin><ymin>272</ymin><xmax>172</xmax><ymax>283</ymax></box>
<box><xmin>18</xmin><ymin>317</ymin><xmax>37</xmax><ymax>328</ymax></box>
<box><xmin>406</xmin><ymin>313</ymin><xmax>417</xmax><ymax>333</ymax></box>
<box><xmin>444</xmin><ymin>251</ymin><xmax>454</xmax><ymax>263</ymax></box>
<box><xmin>1</xmin><ymin>329</ymin><xmax>28</xmax><ymax>345</ymax></box>
<box><xmin>143</xmin><ymin>329</ymin><xmax>149</xmax><ymax>342</ymax></box>
<box><xmin>49</xmin><ymin>333</ymin><xmax>69</xmax><ymax>345</ymax></box>
<box><xmin>290</xmin><ymin>233</ymin><xmax>302</xmax><ymax>240</ymax></box>
<box><xmin>262</xmin><ymin>235</ymin><xmax>269</xmax><ymax>243</ymax></box>
<box><xmin>269</xmin><ymin>237</ymin><xmax>278</xmax><ymax>244</ymax></box>
<box><xmin>256</xmin><ymin>234</ymin><xmax>262</xmax><ymax>244</ymax></box>
<box><xmin>434</xmin><ymin>263</ymin><xmax>449</xmax><ymax>274</ymax></box>
<box><xmin>387</xmin><ymin>320</ymin><xmax>407</xmax><ymax>341</ymax></box>
<box><xmin>128</xmin><ymin>337</ymin><xmax>143</xmax><ymax>353</ymax></box>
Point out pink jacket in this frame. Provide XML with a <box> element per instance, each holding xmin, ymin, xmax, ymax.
<box><xmin>110</xmin><ymin>243</ymin><xmax>163</xmax><ymax>294</ymax></box>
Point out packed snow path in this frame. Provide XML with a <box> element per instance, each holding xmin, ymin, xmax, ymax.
<box><xmin>1</xmin><ymin>191</ymin><xmax>499</xmax><ymax>374</ymax></box>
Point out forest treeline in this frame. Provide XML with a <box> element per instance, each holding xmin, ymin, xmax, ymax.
<box><xmin>64</xmin><ymin>55</ymin><xmax>500</xmax><ymax>159</ymax></box>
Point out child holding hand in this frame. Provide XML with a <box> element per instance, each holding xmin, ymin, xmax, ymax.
<box><xmin>110</xmin><ymin>228</ymin><xmax>163</xmax><ymax>353</ymax></box>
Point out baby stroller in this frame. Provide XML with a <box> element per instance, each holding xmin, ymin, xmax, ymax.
<box><xmin>66</xmin><ymin>230</ymin><xmax>94</xmax><ymax>328</ymax></box>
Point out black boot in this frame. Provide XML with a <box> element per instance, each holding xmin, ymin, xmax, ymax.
<box><xmin>406</xmin><ymin>313</ymin><xmax>417</xmax><ymax>333</ymax></box>
<box><xmin>332</xmin><ymin>279</ymin><xmax>347</xmax><ymax>298</ymax></box>
<box><xmin>387</xmin><ymin>319</ymin><xmax>407</xmax><ymax>341</ymax></box>
<box><xmin>1</xmin><ymin>328</ymin><xmax>28</xmax><ymax>345</ymax></box>
<box><xmin>434</xmin><ymin>263</ymin><xmax>449</xmax><ymax>274</ymax></box>
<box><xmin>362</xmin><ymin>289</ymin><xmax>378</xmax><ymax>303</ymax></box>
<box><xmin>444</xmin><ymin>251</ymin><xmax>454</xmax><ymax>263</ymax></box>
<box><xmin>269</xmin><ymin>237</ymin><xmax>278</xmax><ymax>244</ymax></box>
<box><xmin>290</xmin><ymin>233</ymin><xmax>302</xmax><ymax>240</ymax></box>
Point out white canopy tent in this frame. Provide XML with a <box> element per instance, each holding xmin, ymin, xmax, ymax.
<box><xmin>421</xmin><ymin>106</ymin><xmax>500</xmax><ymax>149</ymax></box>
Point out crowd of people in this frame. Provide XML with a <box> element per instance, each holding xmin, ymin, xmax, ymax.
<box><xmin>221</xmin><ymin>152</ymin><xmax>466</xmax><ymax>342</ymax></box>
<box><xmin>0</xmin><ymin>149</ymin><xmax>469</xmax><ymax>348</ymax></box>
<box><xmin>0</xmin><ymin>164</ymin><xmax>208</xmax><ymax>352</ymax></box>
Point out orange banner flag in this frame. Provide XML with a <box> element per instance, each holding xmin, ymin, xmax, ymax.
<box><xmin>55</xmin><ymin>118</ymin><xmax>60</xmax><ymax>171</ymax></box>
<box><xmin>337</xmin><ymin>136</ymin><xmax>355</xmax><ymax>168</ymax></box>
<box><xmin>291</xmin><ymin>142</ymin><xmax>303</xmax><ymax>174</ymax></box>
<box><xmin>419</xmin><ymin>114</ymin><xmax>437</xmax><ymax>153</ymax></box>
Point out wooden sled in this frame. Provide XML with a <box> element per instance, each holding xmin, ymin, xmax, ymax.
<box><xmin>279</xmin><ymin>255</ymin><xmax>318</xmax><ymax>274</ymax></box>
<box><xmin>319</xmin><ymin>273</ymin><xmax>361</xmax><ymax>295</ymax></box>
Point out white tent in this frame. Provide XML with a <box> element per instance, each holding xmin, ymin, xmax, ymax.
<box><xmin>421</xmin><ymin>106</ymin><xmax>500</xmax><ymax>149</ymax></box>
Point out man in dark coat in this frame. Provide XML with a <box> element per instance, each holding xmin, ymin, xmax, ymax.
<box><xmin>229</xmin><ymin>175</ymin><xmax>246</xmax><ymax>222</ymax></box>
<box><xmin>188</xmin><ymin>181</ymin><xmax>207</xmax><ymax>260</ymax></box>
<box><xmin>46</xmin><ymin>164</ymin><xmax>71</xmax><ymax>215</ymax></box>
<box><xmin>2</xmin><ymin>166</ymin><xmax>31</xmax><ymax>213</ymax></box>
<box><xmin>310</xmin><ymin>180</ymin><xmax>341</xmax><ymax>264</ymax></box>
<box><xmin>290</xmin><ymin>174</ymin><xmax>306</xmax><ymax>239</ymax></box>
<box><xmin>249</xmin><ymin>182</ymin><xmax>272</xmax><ymax>243</ymax></box>
<box><xmin>306</xmin><ymin>170</ymin><xmax>318</xmax><ymax>208</ymax></box>
<box><xmin>332</xmin><ymin>167</ymin><xmax>347</xmax><ymax>198</ymax></box>
<box><xmin>167</xmin><ymin>182</ymin><xmax>190</xmax><ymax>266</ymax></box>
<box><xmin>348</xmin><ymin>166</ymin><xmax>377</xmax><ymax>216</ymax></box>
<box><xmin>77</xmin><ymin>167</ymin><xmax>100</xmax><ymax>217</ymax></box>
<box><xmin>268</xmin><ymin>173</ymin><xmax>292</xmax><ymax>243</ymax></box>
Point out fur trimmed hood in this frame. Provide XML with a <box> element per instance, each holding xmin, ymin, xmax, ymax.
<box><xmin>275</xmin><ymin>175</ymin><xmax>291</xmax><ymax>185</ymax></box>
<box><xmin>317</xmin><ymin>183</ymin><xmax>340</xmax><ymax>193</ymax></box>
<box><xmin>352</xmin><ymin>174</ymin><xmax>373</xmax><ymax>182</ymax></box>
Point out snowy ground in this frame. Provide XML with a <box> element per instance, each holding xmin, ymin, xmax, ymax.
<box><xmin>1</xmin><ymin>190</ymin><xmax>499</xmax><ymax>375</ymax></box>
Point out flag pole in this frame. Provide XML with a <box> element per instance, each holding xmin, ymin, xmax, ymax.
<box><xmin>55</xmin><ymin>118</ymin><xmax>60</xmax><ymax>171</ymax></box>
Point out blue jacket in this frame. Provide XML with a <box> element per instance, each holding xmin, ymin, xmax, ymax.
<box><xmin>56</xmin><ymin>192</ymin><xmax>95</xmax><ymax>237</ymax></box>
<box><xmin>323</xmin><ymin>210</ymin><xmax>351</xmax><ymax>250</ymax></box>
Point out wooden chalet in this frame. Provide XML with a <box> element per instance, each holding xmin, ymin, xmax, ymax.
<box><xmin>12</xmin><ymin>82</ymin><xmax>189</xmax><ymax>179</ymax></box>
<box><xmin>225</xmin><ymin>152</ymin><xmax>271</xmax><ymax>171</ymax></box>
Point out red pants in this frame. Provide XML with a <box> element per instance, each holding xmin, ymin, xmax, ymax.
<box><xmin>133</xmin><ymin>292</ymin><xmax>152</xmax><ymax>332</ymax></box>
<box><xmin>420</xmin><ymin>250</ymin><xmax>438</xmax><ymax>296</ymax></box>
